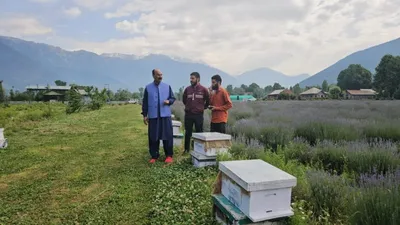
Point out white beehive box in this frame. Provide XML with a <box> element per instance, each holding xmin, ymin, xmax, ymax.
<box><xmin>191</xmin><ymin>151</ymin><xmax>217</xmax><ymax>168</ymax></box>
<box><xmin>160</xmin><ymin>133</ymin><xmax>184</xmax><ymax>147</ymax></box>
<box><xmin>192</xmin><ymin>132</ymin><xmax>231</xmax><ymax>157</ymax></box>
<box><xmin>219</xmin><ymin>159</ymin><xmax>297</xmax><ymax>222</ymax></box>
<box><xmin>0</xmin><ymin>128</ymin><xmax>8</xmax><ymax>149</ymax></box>
<box><xmin>172</xmin><ymin>120</ymin><xmax>182</xmax><ymax>135</ymax></box>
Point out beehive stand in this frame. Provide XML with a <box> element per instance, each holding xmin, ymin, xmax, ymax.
<box><xmin>218</xmin><ymin>160</ymin><xmax>297</xmax><ymax>222</ymax></box>
<box><xmin>0</xmin><ymin>128</ymin><xmax>8</xmax><ymax>149</ymax></box>
<box><xmin>190</xmin><ymin>151</ymin><xmax>217</xmax><ymax>168</ymax></box>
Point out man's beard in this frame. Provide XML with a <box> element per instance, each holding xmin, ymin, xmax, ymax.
<box><xmin>212</xmin><ymin>84</ymin><xmax>219</xmax><ymax>90</ymax></box>
<box><xmin>191</xmin><ymin>81</ymin><xmax>198</xmax><ymax>86</ymax></box>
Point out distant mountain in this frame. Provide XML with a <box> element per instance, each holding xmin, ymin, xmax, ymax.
<box><xmin>0</xmin><ymin>36</ymin><xmax>234</xmax><ymax>92</ymax></box>
<box><xmin>300</xmin><ymin>37</ymin><xmax>400</xmax><ymax>87</ymax></box>
<box><xmin>236</xmin><ymin>67</ymin><xmax>310</xmax><ymax>87</ymax></box>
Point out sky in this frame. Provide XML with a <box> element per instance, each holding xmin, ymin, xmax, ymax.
<box><xmin>0</xmin><ymin>0</ymin><xmax>399</xmax><ymax>76</ymax></box>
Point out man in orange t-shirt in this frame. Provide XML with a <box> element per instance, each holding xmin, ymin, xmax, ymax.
<box><xmin>208</xmin><ymin>74</ymin><xmax>232</xmax><ymax>133</ymax></box>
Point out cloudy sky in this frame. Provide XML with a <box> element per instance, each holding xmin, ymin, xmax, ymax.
<box><xmin>0</xmin><ymin>0</ymin><xmax>399</xmax><ymax>76</ymax></box>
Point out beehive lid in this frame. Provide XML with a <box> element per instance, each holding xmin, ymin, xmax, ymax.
<box><xmin>172</xmin><ymin>120</ymin><xmax>182</xmax><ymax>126</ymax></box>
<box><xmin>219</xmin><ymin>159</ymin><xmax>297</xmax><ymax>191</ymax></box>
<box><xmin>192</xmin><ymin>132</ymin><xmax>231</xmax><ymax>141</ymax></box>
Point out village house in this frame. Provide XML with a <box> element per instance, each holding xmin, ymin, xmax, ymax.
<box><xmin>265</xmin><ymin>89</ymin><xmax>293</xmax><ymax>100</ymax></box>
<box><xmin>345</xmin><ymin>89</ymin><xmax>376</xmax><ymax>100</ymax></box>
<box><xmin>26</xmin><ymin>85</ymin><xmax>89</xmax><ymax>102</ymax></box>
<box><xmin>299</xmin><ymin>87</ymin><xmax>326</xmax><ymax>100</ymax></box>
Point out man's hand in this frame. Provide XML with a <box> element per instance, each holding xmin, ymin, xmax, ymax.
<box><xmin>143</xmin><ymin>116</ymin><xmax>148</xmax><ymax>125</ymax></box>
<box><xmin>208</xmin><ymin>105</ymin><xmax>217</xmax><ymax>111</ymax></box>
<box><xmin>164</xmin><ymin>100</ymin><xmax>170</xmax><ymax>105</ymax></box>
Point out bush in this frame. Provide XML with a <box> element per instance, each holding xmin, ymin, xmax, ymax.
<box><xmin>350</xmin><ymin>171</ymin><xmax>400</xmax><ymax>225</ymax></box>
<box><xmin>257</xmin><ymin>126</ymin><xmax>293</xmax><ymax>151</ymax></box>
<box><xmin>364</xmin><ymin>124</ymin><xmax>400</xmax><ymax>142</ymax></box>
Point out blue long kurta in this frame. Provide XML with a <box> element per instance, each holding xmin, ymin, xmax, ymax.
<box><xmin>141</xmin><ymin>82</ymin><xmax>176</xmax><ymax>142</ymax></box>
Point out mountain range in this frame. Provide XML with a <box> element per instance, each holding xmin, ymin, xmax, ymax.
<box><xmin>300</xmin><ymin>37</ymin><xmax>400</xmax><ymax>87</ymax></box>
<box><xmin>1</xmin><ymin>35</ymin><xmax>399</xmax><ymax>92</ymax></box>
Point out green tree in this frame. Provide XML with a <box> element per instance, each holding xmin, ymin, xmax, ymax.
<box><xmin>226</xmin><ymin>85</ymin><xmax>233</xmax><ymax>94</ymax></box>
<box><xmin>264</xmin><ymin>85</ymin><xmax>273</xmax><ymax>94</ymax></box>
<box><xmin>337</xmin><ymin>64</ymin><xmax>372</xmax><ymax>90</ymax></box>
<box><xmin>373</xmin><ymin>54</ymin><xmax>400</xmax><ymax>98</ymax></box>
<box><xmin>132</xmin><ymin>92</ymin><xmax>140</xmax><ymax>99</ymax></box>
<box><xmin>293</xmin><ymin>84</ymin><xmax>302</xmax><ymax>95</ymax></box>
<box><xmin>139</xmin><ymin>87</ymin><xmax>144</xmax><ymax>99</ymax></box>
<box><xmin>55</xmin><ymin>80</ymin><xmax>67</xmax><ymax>86</ymax></box>
<box><xmin>273</xmin><ymin>83</ymin><xmax>283</xmax><ymax>90</ymax></box>
<box><xmin>66</xmin><ymin>85</ymin><xmax>83</xmax><ymax>114</ymax></box>
<box><xmin>252</xmin><ymin>88</ymin><xmax>264</xmax><ymax>99</ymax></box>
<box><xmin>329</xmin><ymin>85</ymin><xmax>341</xmax><ymax>99</ymax></box>
<box><xmin>322</xmin><ymin>80</ymin><xmax>329</xmax><ymax>92</ymax></box>
<box><xmin>114</xmin><ymin>89</ymin><xmax>132</xmax><ymax>101</ymax></box>
<box><xmin>232</xmin><ymin>87</ymin><xmax>245</xmax><ymax>95</ymax></box>
<box><xmin>0</xmin><ymin>80</ymin><xmax>5</xmax><ymax>103</ymax></box>
<box><xmin>9</xmin><ymin>89</ymin><xmax>15</xmax><ymax>101</ymax></box>
<box><xmin>248</xmin><ymin>83</ymin><xmax>260</xmax><ymax>93</ymax></box>
<box><xmin>178</xmin><ymin>86</ymin><xmax>184</xmax><ymax>101</ymax></box>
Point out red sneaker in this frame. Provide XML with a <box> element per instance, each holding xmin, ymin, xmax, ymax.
<box><xmin>149</xmin><ymin>159</ymin><xmax>157</xmax><ymax>164</ymax></box>
<box><xmin>165</xmin><ymin>157</ymin><xmax>173</xmax><ymax>163</ymax></box>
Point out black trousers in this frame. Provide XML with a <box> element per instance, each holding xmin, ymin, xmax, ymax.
<box><xmin>149</xmin><ymin>139</ymin><xmax>173</xmax><ymax>159</ymax></box>
<box><xmin>210</xmin><ymin>122</ymin><xmax>226</xmax><ymax>134</ymax></box>
<box><xmin>184</xmin><ymin>114</ymin><xmax>204</xmax><ymax>152</ymax></box>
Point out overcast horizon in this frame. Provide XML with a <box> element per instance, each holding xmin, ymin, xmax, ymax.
<box><xmin>1</xmin><ymin>0</ymin><xmax>399</xmax><ymax>76</ymax></box>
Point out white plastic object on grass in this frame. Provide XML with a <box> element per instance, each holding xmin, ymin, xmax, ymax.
<box><xmin>0</xmin><ymin>128</ymin><xmax>8</xmax><ymax>149</ymax></box>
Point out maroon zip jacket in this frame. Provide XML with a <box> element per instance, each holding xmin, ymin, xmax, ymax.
<box><xmin>182</xmin><ymin>83</ymin><xmax>210</xmax><ymax>116</ymax></box>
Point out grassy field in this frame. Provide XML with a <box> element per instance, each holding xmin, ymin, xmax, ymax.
<box><xmin>0</xmin><ymin>103</ymin><xmax>219</xmax><ymax>225</ymax></box>
<box><xmin>1</xmin><ymin>101</ymin><xmax>400</xmax><ymax>225</ymax></box>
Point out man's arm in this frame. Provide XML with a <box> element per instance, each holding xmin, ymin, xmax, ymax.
<box><xmin>182</xmin><ymin>87</ymin><xmax>187</xmax><ymax>105</ymax></box>
<box><xmin>204</xmin><ymin>87</ymin><xmax>210</xmax><ymax>109</ymax></box>
<box><xmin>168</xmin><ymin>86</ymin><xmax>176</xmax><ymax>105</ymax></box>
<box><xmin>141</xmin><ymin>87</ymin><xmax>148</xmax><ymax>117</ymax></box>
<box><xmin>214</xmin><ymin>89</ymin><xmax>232</xmax><ymax>111</ymax></box>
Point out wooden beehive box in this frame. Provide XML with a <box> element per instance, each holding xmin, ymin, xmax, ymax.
<box><xmin>192</xmin><ymin>132</ymin><xmax>232</xmax><ymax>157</ymax></box>
<box><xmin>219</xmin><ymin>160</ymin><xmax>297</xmax><ymax>222</ymax></box>
<box><xmin>172</xmin><ymin>120</ymin><xmax>182</xmax><ymax>136</ymax></box>
<box><xmin>190</xmin><ymin>151</ymin><xmax>217</xmax><ymax>168</ymax></box>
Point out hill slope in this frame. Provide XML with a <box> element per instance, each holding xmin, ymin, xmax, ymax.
<box><xmin>299</xmin><ymin>37</ymin><xmax>400</xmax><ymax>87</ymax></box>
<box><xmin>236</xmin><ymin>67</ymin><xmax>310</xmax><ymax>87</ymax></box>
<box><xmin>0</xmin><ymin>36</ymin><xmax>234</xmax><ymax>91</ymax></box>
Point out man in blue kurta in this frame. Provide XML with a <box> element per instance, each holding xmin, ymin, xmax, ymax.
<box><xmin>141</xmin><ymin>69</ymin><xmax>176</xmax><ymax>164</ymax></box>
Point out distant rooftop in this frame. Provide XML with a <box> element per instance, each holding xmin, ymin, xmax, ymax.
<box><xmin>26</xmin><ymin>85</ymin><xmax>71</xmax><ymax>91</ymax></box>
<box><xmin>268</xmin><ymin>89</ymin><xmax>285</xmax><ymax>96</ymax></box>
<box><xmin>300</xmin><ymin>87</ymin><xmax>322</xmax><ymax>95</ymax></box>
<box><xmin>347</xmin><ymin>89</ymin><xmax>376</xmax><ymax>95</ymax></box>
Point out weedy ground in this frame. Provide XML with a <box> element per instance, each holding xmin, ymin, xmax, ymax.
<box><xmin>1</xmin><ymin>103</ymin><xmax>219</xmax><ymax>225</ymax></box>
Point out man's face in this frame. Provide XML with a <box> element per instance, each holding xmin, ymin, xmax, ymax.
<box><xmin>211</xmin><ymin>79</ymin><xmax>219</xmax><ymax>89</ymax></box>
<box><xmin>190</xmin><ymin>75</ymin><xmax>199</xmax><ymax>86</ymax></box>
<box><xmin>153</xmin><ymin>69</ymin><xmax>163</xmax><ymax>82</ymax></box>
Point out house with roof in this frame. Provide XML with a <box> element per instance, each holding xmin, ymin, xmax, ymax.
<box><xmin>299</xmin><ymin>87</ymin><xmax>326</xmax><ymax>100</ymax></box>
<box><xmin>345</xmin><ymin>89</ymin><xmax>376</xmax><ymax>100</ymax></box>
<box><xmin>26</xmin><ymin>84</ymin><xmax>89</xmax><ymax>102</ymax></box>
<box><xmin>230</xmin><ymin>94</ymin><xmax>257</xmax><ymax>102</ymax></box>
<box><xmin>265</xmin><ymin>89</ymin><xmax>293</xmax><ymax>100</ymax></box>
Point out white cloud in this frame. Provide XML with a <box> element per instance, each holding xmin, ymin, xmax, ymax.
<box><xmin>34</xmin><ymin>0</ymin><xmax>400</xmax><ymax>76</ymax></box>
<box><xmin>63</xmin><ymin>7</ymin><xmax>82</xmax><ymax>18</ymax></box>
<box><xmin>74</xmin><ymin>0</ymin><xmax>114</xmax><ymax>11</ymax></box>
<box><xmin>0</xmin><ymin>16</ymin><xmax>52</xmax><ymax>37</ymax></box>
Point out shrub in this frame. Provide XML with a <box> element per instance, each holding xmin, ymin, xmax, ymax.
<box><xmin>306</xmin><ymin>170</ymin><xmax>351</xmax><ymax>222</ymax></box>
<box><xmin>350</xmin><ymin>170</ymin><xmax>400</xmax><ymax>225</ymax></box>
<box><xmin>364</xmin><ymin>124</ymin><xmax>400</xmax><ymax>142</ymax></box>
<box><xmin>257</xmin><ymin>125</ymin><xmax>293</xmax><ymax>151</ymax></box>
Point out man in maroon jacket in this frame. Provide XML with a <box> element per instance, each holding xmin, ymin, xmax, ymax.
<box><xmin>182</xmin><ymin>72</ymin><xmax>210</xmax><ymax>153</ymax></box>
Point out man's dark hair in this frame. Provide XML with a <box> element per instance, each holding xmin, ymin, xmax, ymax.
<box><xmin>211</xmin><ymin>74</ymin><xmax>222</xmax><ymax>83</ymax></box>
<box><xmin>190</xmin><ymin>72</ymin><xmax>200</xmax><ymax>79</ymax></box>
<box><xmin>152</xmin><ymin>69</ymin><xmax>156</xmax><ymax>76</ymax></box>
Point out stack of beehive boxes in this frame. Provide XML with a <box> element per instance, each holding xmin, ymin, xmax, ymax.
<box><xmin>190</xmin><ymin>132</ymin><xmax>232</xmax><ymax>168</ymax></box>
<box><xmin>212</xmin><ymin>159</ymin><xmax>297</xmax><ymax>224</ymax></box>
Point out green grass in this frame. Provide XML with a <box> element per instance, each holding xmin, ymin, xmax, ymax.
<box><xmin>0</xmin><ymin>104</ymin><xmax>165</xmax><ymax>224</ymax></box>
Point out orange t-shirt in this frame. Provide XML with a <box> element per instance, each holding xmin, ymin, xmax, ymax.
<box><xmin>210</xmin><ymin>87</ymin><xmax>233</xmax><ymax>123</ymax></box>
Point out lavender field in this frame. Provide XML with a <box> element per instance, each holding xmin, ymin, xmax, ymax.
<box><xmin>172</xmin><ymin>100</ymin><xmax>400</xmax><ymax>225</ymax></box>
